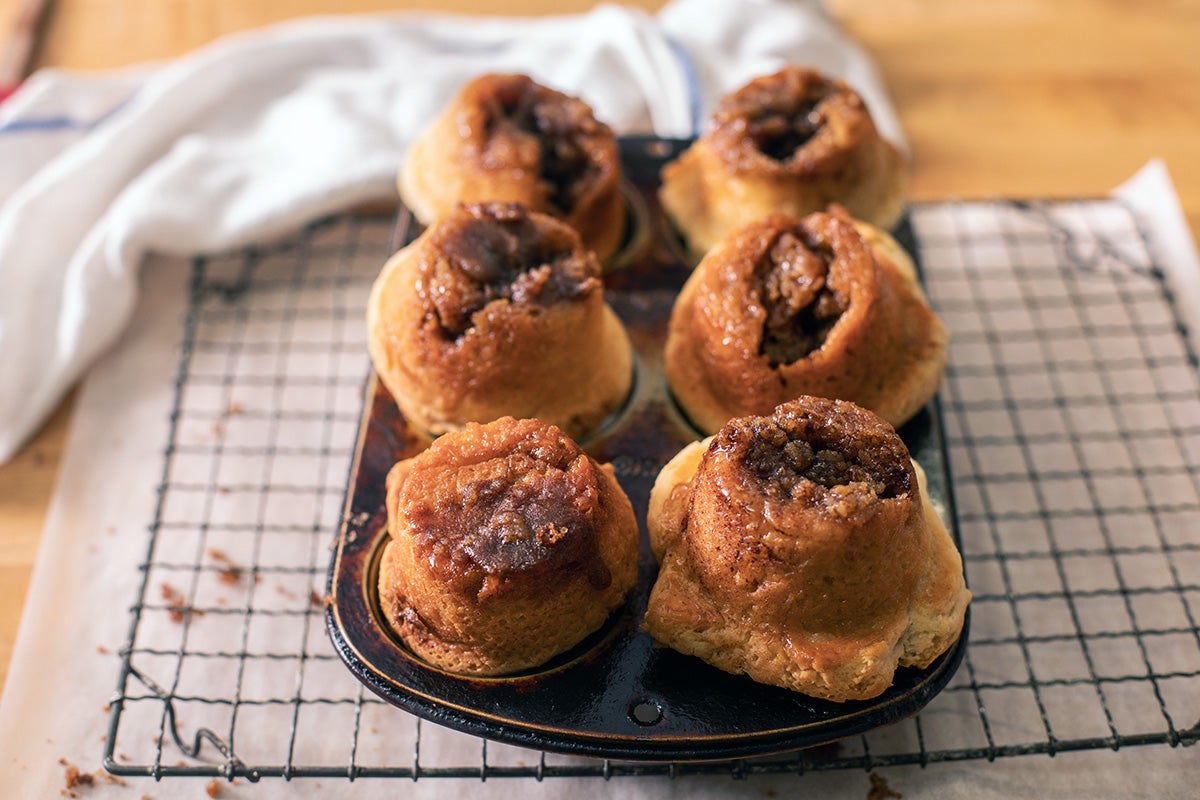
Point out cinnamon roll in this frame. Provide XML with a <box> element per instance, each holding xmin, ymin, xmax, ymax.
<box><xmin>400</xmin><ymin>73</ymin><xmax>625</xmax><ymax>262</ymax></box>
<box><xmin>367</xmin><ymin>202</ymin><xmax>633</xmax><ymax>441</ymax></box>
<box><xmin>645</xmin><ymin>397</ymin><xmax>970</xmax><ymax>702</ymax></box>
<box><xmin>378</xmin><ymin>416</ymin><xmax>639</xmax><ymax>676</ymax></box>
<box><xmin>664</xmin><ymin>207</ymin><xmax>946</xmax><ymax>433</ymax></box>
<box><xmin>661</xmin><ymin>66</ymin><xmax>906</xmax><ymax>255</ymax></box>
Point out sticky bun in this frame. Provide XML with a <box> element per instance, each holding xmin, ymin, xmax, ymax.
<box><xmin>378</xmin><ymin>416</ymin><xmax>639</xmax><ymax>675</ymax></box>
<box><xmin>645</xmin><ymin>397</ymin><xmax>970</xmax><ymax>701</ymax></box>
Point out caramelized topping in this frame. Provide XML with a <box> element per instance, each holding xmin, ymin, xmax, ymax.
<box><xmin>715</xmin><ymin>397</ymin><xmax>912</xmax><ymax>509</ymax></box>
<box><xmin>448</xmin><ymin>456</ymin><xmax>596</xmax><ymax>578</ymax></box>
<box><xmin>709</xmin><ymin>67</ymin><xmax>869</xmax><ymax>175</ymax></box>
<box><xmin>400</xmin><ymin>419</ymin><xmax>612</xmax><ymax>595</ymax></box>
<box><xmin>748</xmin><ymin>108</ymin><xmax>822</xmax><ymax>162</ymax></box>
<box><xmin>482</xmin><ymin>75</ymin><xmax>609</xmax><ymax>214</ymax></box>
<box><xmin>426</xmin><ymin>203</ymin><xmax>600</xmax><ymax>338</ymax></box>
<box><xmin>735</xmin><ymin>75</ymin><xmax>832</xmax><ymax>162</ymax></box>
<box><xmin>757</xmin><ymin>227</ymin><xmax>848</xmax><ymax>365</ymax></box>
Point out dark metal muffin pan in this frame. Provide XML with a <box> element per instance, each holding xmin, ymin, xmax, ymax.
<box><xmin>326</xmin><ymin>136</ymin><xmax>969</xmax><ymax>762</ymax></box>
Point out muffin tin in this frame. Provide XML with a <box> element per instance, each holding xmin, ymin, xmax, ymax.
<box><xmin>325</xmin><ymin>136</ymin><xmax>969</xmax><ymax>761</ymax></box>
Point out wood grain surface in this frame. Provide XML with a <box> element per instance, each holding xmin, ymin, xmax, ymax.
<box><xmin>1</xmin><ymin>0</ymin><xmax>1198</xmax><ymax>692</ymax></box>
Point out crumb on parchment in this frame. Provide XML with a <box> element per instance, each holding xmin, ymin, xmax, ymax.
<box><xmin>60</xmin><ymin>760</ymin><xmax>127</xmax><ymax>797</ymax></box>
<box><xmin>208</xmin><ymin>548</ymin><xmax>244</xmax><ymax>585</ymax></box>
<box><xmin>867</xmin><ymin>771</ymin><xmax>902</xmax><ymax>800</ymax></box>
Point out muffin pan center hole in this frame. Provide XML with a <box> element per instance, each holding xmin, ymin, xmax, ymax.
<box><xmin>628</xmin><ymin>698</ymin><xmax>664</xmax><ymax>727</ymax></box>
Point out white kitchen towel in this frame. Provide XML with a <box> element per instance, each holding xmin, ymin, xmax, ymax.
<box><xmin>0</xmin><ymin>0</ymin><xmax>900</xmax><ymax>464</ymax></box>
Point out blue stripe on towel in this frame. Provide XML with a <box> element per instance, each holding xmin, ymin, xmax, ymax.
<box><xmin>665</xmin><ymin>35</ymin><xmax>703</xmax><ymax>136</ymax></box>
<box><xmin>0</xmin><ymin>100</ymin><xmax>129</xmax><ymax>135</ymax></box>
<box><xmin>0</xmin><ymin>115</ymin><xmax>96</xmax><ymax>134</ymax></box>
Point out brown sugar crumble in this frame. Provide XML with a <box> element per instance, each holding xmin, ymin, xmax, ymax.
<box><xmin>867</xmin><ymin>771</ymin><xmax>902</xmax><ymax>800</ymax></box>
<box><xmin>160</xmin><ymin>582</ymin><xmax>187</xmax><ymax>623</ymax></box>
<box><xmin>208</xmin><ymin>548</ymin><xmax>244</xmax><ymax>585</ymax></box>
<box><xmin>211</xmin><ymin>399</ymin><xmax>245</xmax><ymax>440</ymax></box>
<box><xmin>61</xmin><ymin>761</ymin><xmax>102</xmax><ymax>794</ymax></box>
<box><xmin>159</xmin><ymin>582</ymin><xmax>202</xmax><ymax>624</ymax></box>
<box><xmin>60</xmin><ymin>762</ymin><xmax>124</xmax><ymax>796</ymax></box>
<box><xmin>757</xmin><ymin>228</ymin><xmax>846</xmax><ymax>365</ymax></box>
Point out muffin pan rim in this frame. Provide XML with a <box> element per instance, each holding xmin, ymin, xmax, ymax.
<box><xmin>325</xmin><ymin>135</ymin><xmax>970</xmax><ymax>762</ymax></box>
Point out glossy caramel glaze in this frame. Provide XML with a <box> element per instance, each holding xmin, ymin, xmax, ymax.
<box><xmin>711</xmin><ymin>68</ymin><xmax>869</xmax><ymax>177</ymax></box>
<box><xmin>478</xmin><ymin>74</ymin><xmax>608</xmax><ymax>215</ymax></box>
<box><xmin>379</xmin><ymin>416</ymin><xmax>639</xmax><ymax>676</ymax></box>
<box><xmin>424</xmin><ymin>202</ymin><xmax>599</xmax><ymax>338</ymax></box>
<box><xmin>645</xmin><ymin>397</ymin><xmax>970</xmax><ymax>702</ymax></box>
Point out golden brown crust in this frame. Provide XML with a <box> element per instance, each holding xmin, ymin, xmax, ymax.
<box><xmin>379</xmin><ymin>416</ymin><xmax>639</xmax><ymax>675</ymax></box>
<box><xmin>367</xmin><ymin>202</ymin><xmax>633</xmax><ymax>441</ymax></box>
<box><xmin>644</xmin><ymin>397</ymin><xmax>970</xmax><ymax>701</ymax></box>
<box><xmin>400</xmin><ymin>73</ymin><xmax>625</xmax><ymax>261</ymax></box>
<box><xmin>660</xmin><ymin>66</ymin><xmax>906</xmax><ymax>255</ymax></box>
<box><xmin>664</xmin><ymin>208</ymin><xmax>946</xmax><ymax>433</ymax></box>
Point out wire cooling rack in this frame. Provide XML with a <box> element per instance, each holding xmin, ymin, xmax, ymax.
<box><xmin>103</xmin><ymin>197</ymin><xmax>1200</xmax><ymax>782</ymax></box>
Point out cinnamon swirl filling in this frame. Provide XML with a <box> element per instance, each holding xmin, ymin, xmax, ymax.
<box><xmin>399</xmin><ymin>73</ymin><xmax>625</xmax><ymax>262</ymax></box>
<box><xmin>662</xmin><ymin>206</ymin><xmax>949</xmax><ymax>433</ymax></box>
<box><xmin>731</xmin><ymin>72</ymin><xmax>832</xmax><ymax>163</ymax></box>
<box><xmin>718</xmin><ymin>399</ymin><xmax>912</xmax><ymax>509</ymax></box>
<box><xmin>756</xmin><ymin>225</ymin><xmax>848</xmax><ymax>365</ymax></box>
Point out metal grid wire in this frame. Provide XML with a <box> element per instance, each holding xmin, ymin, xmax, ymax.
<box><xmin>103</xmin><ymin>199</ymin><xmax>1200</xmax><ymax>782</ymax></box>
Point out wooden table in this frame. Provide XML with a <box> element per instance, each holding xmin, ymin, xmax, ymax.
<box><xmin>1</xmin><ymin>0</ymin><xmax>1198</xmax><ymax>694</ymax></box>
